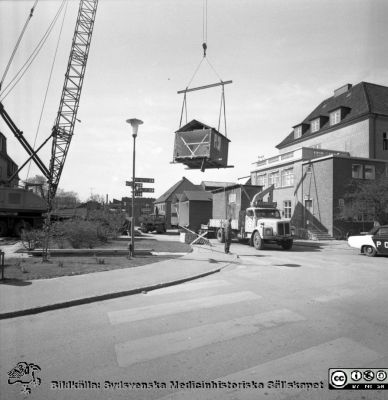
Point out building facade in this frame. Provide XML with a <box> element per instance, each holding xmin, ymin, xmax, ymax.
<box><xmin>250</xmin><ymin>82</ymin><xmax>388</xmax><ymax>238</ymax></box>
<box><xmin>0</xmin><ymin>132</ymin><xmax>19</xmax><ymax>187</ymax></box>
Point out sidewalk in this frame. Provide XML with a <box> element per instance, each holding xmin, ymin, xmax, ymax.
<box><xmin>0</xmin><ymin>245</ymin><xmax>236</xmax><ymax>320</ymax></box>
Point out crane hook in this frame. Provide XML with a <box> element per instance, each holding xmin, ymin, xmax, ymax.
<box><xmin>202</xmin><ymin>42</ymin><xmax>207</xmax><ymax>57</ymax></box>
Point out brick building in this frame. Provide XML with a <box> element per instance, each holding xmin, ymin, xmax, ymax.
<box><xmin>250</xmin><ymin>82</ymin><xmax>388</xmax><ymax>238</ymax></box>
<box><xmin>0</xmin><ymin>132</ymin><xmax>19</xmax><ymax>187</ymax></box>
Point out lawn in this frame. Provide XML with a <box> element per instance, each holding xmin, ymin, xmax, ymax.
<box><xmin>1</xmin><ymin>238</ymin><xmax>191</xmax><ymax>281</ymax></box>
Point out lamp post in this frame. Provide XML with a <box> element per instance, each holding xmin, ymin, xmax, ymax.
<box><xmin>126</xmin><ymin>118</ymin><xmax>143</xmax><ymax>257</ymax></box>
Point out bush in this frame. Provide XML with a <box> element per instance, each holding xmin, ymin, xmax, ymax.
<box><xmin>53</xmin><ymin>219</ymin><xmax>100</xmax><ymax>249</ymax></box>
<box><xmin>21</xmin><ymin>229</ymin><xmax>45</xmax><ymax>250</ymax></box>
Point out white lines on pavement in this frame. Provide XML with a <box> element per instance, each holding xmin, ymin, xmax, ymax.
<box><xmin>147</xmin><ymin>279</ymin><xmax>231</xmax><ymax>296</ymax></box>
<box><xmin>108</xmin><ymin>291</ymin><xmax>261</xmax><ymax>325</ymax></box>
<box><xmin>115</xmin><ymin>309</ymin><xmax>305</xmax><ymax>367</ymax></box>
<box><xmin>160</xmin><ymin>337</ymin><xmax>381</xmax><ymax>400</ymax></box>
<box><xmin>313</xmin><ymin>288</ymin><xmax>357</xmax><ymax>303</ymax></box>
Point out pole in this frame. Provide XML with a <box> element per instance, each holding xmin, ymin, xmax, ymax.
<box><xmin>131</xmin><ymin>134</ymin><xmax>136</xmax><ymax>257</ymax></box>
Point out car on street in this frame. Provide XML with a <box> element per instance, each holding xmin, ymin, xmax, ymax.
<box><xmin>348</xmin><ymin>225</ymin><xmax>388</xmax><ymax>257</ymax></box>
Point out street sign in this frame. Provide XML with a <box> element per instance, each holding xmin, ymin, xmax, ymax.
<box><xmin>125</xmin><ymin>181</ymin><xmax>133</xmax><ymax>186</ymax></box>
<box><xmin>135</xmin><ymin>183</ymin><xmax>143</xmax><ymax>188</ymax></box>
<box><xmin>134</xmin><ymin>192</ymin><xmax>143</xmax><ymax>197</ymax></box>
<box><xmin>140</xmin><ymin>188</ymin><xmax>155</xmax><ymax>193</ymax></box>
<box><xmin>135</xmin><ymin>177</ymin><xmax>154</xmax><ymax>183</ymax></box>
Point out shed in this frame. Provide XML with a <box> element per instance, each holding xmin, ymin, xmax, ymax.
<box><xmin>178</xmin><ymin>190</ymin><xmax>213</xmax><ymax>232</ymax></box>
<box><xmin>173</xmin><ymin>120</ymin><xmax>232</xmax><ymax>171</ymax></box>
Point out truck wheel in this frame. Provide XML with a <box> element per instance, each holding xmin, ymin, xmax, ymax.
<box><xmin>364</xmin><ymin>245</ymin><xmax>376</xmax><ymax>257</ymax></box>
<box><xmin>217</xmin><ymin>228</ymin><xmax>225</xmax><ymax>243</ymax></box>
<box><xmin>0</xmin><ymin>220</ymin><xmax>8</xmax><ymax>236</ymax></box>
<box><xmin>281</xmin><ymin>240</ymin><xmax>293</xmax><ymax>250</ymax></box>
<box><xmin>253</xmin><ymin>231</ymin><xmax>264</xmax><ymax>250</ymax></box>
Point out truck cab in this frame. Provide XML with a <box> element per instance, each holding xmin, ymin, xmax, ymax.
<box><xmin>245</xmin><ymin>206</ymin><xmax>293</xmax><ymax>250</ymax></box>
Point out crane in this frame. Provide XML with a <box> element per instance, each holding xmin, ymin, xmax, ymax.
<box><xmin>0</xmin><ymin>0</ymin><xmax>98</xmax><ymax>239</ymax></box>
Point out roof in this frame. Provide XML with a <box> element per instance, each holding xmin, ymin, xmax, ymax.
<box><xmin>154</xmin><ymin>177</ymin><xmax>197</xmax><ymax>203</ymax></box>
<box><xmin>201</xmin><ymin>181</ymin><xmax>236</xmax><ymax>189</ymax></box>
<box><xmin>276</xmin><ymin>82</ymin><xmax>388</xmax><ymax>149</ymax></box>
<box><xmin>176</xmin><ymin>119</ymin><xmax>230</xmax><ymax>142</ymax></box>
<box><xmin>180</xmin><ymin>190</ymin><xmax>212</xmax><ymax>202</ymax></box>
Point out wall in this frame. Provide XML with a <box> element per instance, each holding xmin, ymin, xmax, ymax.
<box><xmin>280</xmin><ymin>119</ymin><xmax>370</xmax><ymax>158</ymax></box>
<box><xmin>189</xmin><ymin>201</ymin><xmax>213</xmax><ymax>231</ymax></box>
<box><xmin>374</xmin><ymin>116</ymin><xmax>388</xmax><ymax>160</ymax></box>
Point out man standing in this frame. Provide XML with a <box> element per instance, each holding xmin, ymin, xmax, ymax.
<box><xmin>224</xmin><ymin>217</ymin><xmax>232</xmax><ymax>254</ymax></box>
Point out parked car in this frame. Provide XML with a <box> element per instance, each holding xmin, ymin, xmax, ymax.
<box><xmin>348</xmin><ymin>225</ymin><xmax>388</xmax><ymax>257</ymax></box>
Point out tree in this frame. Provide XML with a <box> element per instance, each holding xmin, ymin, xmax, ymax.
<box><xmin>344</xmin><ymin>173</ymin><xmax>388</xmax><ymax>225</ymax></box>
<box><xmin>53</xmin><ymin>189</ymin><xmax>80</xmax><ymax>209</ymax></box>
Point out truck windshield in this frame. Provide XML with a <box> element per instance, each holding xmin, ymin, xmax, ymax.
<box><xmin>254</xmin><ymin>209</ymin><xmax>281</xmax><ymax>219</ymax></box>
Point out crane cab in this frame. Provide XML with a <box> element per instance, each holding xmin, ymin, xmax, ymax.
<box><xmin>173</xmin><ymin>119</ymin><xmax>231</xmax><ymax>171</ymax></box>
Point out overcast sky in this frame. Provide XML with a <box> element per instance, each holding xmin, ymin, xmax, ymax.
<box><xmin>1</xmin><ymin>0</ymin><xmax>387</xmax><ymax>201</ymax></box>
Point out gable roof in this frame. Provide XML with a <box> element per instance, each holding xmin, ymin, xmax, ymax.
<box><xmin>180</xmin><ymin>190</ymin><xmax>212</xmax><ymax>202</ymax></box>
<box><xmin>276</xmin><ymin>82</ymin><xmax>388</xmax><ymax>149</ymax></box>
<box><xmin>176</xmin><ymin>119</ymin><xmax>230</xmax><ymax>142</ymax></box>
<box><xmin>201</xmin><ymin>181</ymin><xmax>235</xmax><ymax>190</ymax></box>
<box><xmin>154</xmin><ymin>177</ymin><xmax>197</xmax><ymax>203</ymax></box>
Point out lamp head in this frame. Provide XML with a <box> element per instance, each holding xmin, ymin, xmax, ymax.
<box><xmin>126</xmin><ymin>118</ymin><xmax>143</xmax><ymax>137</ymax></box>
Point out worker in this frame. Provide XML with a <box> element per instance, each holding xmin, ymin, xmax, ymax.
<box><xmin>224</xmin><ymin>217</ymin><xmax>232</xmax><ymax>254</ymax></box>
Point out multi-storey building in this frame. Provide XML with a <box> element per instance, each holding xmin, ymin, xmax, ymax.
<box><xmin>250</xmin><ymin>82</ymin><xmax>388</xmax><ymax>238</ymax></box>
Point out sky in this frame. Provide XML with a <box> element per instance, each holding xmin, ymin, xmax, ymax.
<box><xmin>1</xmin><ymin>0</ymin><xmax>387</xmax><ymax>202</ymax></box>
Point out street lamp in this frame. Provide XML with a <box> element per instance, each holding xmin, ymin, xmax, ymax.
<box><xmin>126</xmin><ymin>118</ymin><xmax>143</xmax><ymax>257</ymax></box>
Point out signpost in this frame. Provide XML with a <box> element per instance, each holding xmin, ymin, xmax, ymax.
<box><xmin>126</xmin><ymin>177</ymin><xmax>154</xmax><ymax>197</ymax></box>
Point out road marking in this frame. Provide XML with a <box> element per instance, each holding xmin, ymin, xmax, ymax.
<box><xmin>115</xmin><ymin>309</ymin><xmax>305</xmax><ymax>367</ymax></box>
<box><xmin>313</xmin><ymin>288</ymin><xmax>357</xmax><ymax>302</ymax></box>
<box><xmin>108</xmin><ymin>291</ymin><xmax>261</xmax><ymax>325</ymax></box>
<box><xmin>147</xmin><ymin>279</ymin><xmax>231</xmax><ymax>296</ymax></box>
<box><xmin>159</xmin><ymin>337</ymin><xmax>381</xmax><ymax>399</ymax></box>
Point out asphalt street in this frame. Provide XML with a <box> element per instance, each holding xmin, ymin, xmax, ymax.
<box><xmin>1</xmin><ymin>241</ymin><xmax>387</xmax><ymax>400</ymax></box>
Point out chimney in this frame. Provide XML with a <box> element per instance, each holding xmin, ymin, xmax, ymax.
<box><xmin>334</xmin><ymin>83</ymin><xmax>352</xmax><ymax>97</ymax></box>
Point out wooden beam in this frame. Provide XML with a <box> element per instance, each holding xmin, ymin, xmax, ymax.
<box><xmin>177</xmin><ymin>80</ymin><xmax>232</xmax><ymax>94</ymax></box>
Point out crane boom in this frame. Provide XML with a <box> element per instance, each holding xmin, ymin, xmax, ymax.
<box><xmin>48</xmin><ymin>0</ymin><xmax>98</xmax><ymax>204</ymax></box>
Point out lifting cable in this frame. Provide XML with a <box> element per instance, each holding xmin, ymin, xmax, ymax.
<box><xmin>0</xmin><ymin>0</ymin><xmax>39</xmax><ymax>93</ymax></box>
<box><xmin>25</xmin><ymin>1</ymin><xmax>69</xmax><ymax>181</ymax></box>
<box><xmin>0</xmin><ymin>0</ymin><xmax>66</xmax><ymax>101</ymax></box>
<box><xmin>179</xmin><ymin>0</ymin><xmax>228</xmax><ymax>135</ymax></box>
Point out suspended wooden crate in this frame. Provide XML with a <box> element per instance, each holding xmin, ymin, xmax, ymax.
<box><xmin>173</xmin><ymin>119</ymin><xmax>232</xmax><ymax>171</ymax></box>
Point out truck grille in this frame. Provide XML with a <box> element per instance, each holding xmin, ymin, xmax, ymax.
<box><xmin>277</xmin><ymin>222</ymin><xmax>290</xmax><ymax>235</ymax></box>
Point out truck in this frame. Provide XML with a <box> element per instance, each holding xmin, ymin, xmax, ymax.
<box><xmin>0</xmin><ymin>186</ymin><xmax>47</xmax><ymax>236</ymax></box>
<box><xmin>138</xmin><ymin>213</ymin><xmax>166</xmax><ymax>234</ymax></box>
<box><xmin>204</xmin><ymin>184</ymin><xmax>293</xmax><ymax>250</ymax></box>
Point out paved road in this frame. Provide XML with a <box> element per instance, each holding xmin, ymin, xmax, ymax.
<box><xmin>1</xmin><ymin>242</ymin><xmax>387</xmax><ymax>399</ymax></box>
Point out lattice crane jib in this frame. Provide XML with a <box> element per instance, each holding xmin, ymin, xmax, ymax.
<box><xmin>48</xmin><ymin>0</ymin><xmax>98</xmax><ymax>205</ymax></box>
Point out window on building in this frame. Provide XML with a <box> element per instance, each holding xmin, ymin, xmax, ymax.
<box><xmin>329</xmin><ymin>109</ymin><xmax>341</xmax><ymax>126</ymax></box>
<box><xmin>269</xmin><ymin>171</ymin><xmax>280</xmax><ymax>188</ymax></box>
<box><xmin>256</xmin><ymin>173</ymin><xmax>267</xmax><ymax>187</ymax></box>
<box><xmin>214</xmin><ymin>134</ymin><xmax>221</xmax><ymax>151</ymax></box>
<box><xmin>294</xmin><ymin>126</ymin><xmax>302</xmax><ymax>139</ymax></box>
<box><xmin>338</xmin><ymin>198</ymin><xmax>345</xmax><ymax>207</ymax></box>
<box><xmin>311</xmin><ymin>119</ymin><xmax>320</xmax><ymax>133</ymax></box>
<box><xmin>364</xmin><ymin>165</ymin><xmax>375</xmax><ymax>180</ymax></box>
<box><xmin>228</xmin><ymin>193</ymin><xmax>236</xmax><ymax>203</ymax></box>
<box><xmin>283</xmin><ymin>200</ymin><xmax>292</xmax><ymax>218</ymax></box>
<box><xmin>311</xmin><ymin>143</ymin><xmax>321</xmax><ymax>149</ymax></box>
<box><xmin>383</xmin><ymin>132</ymin><xmax>388</xmax><ymax>151</ymax></box>
<box><xmin>352</xmin><ymin>164</ymin><xmax>363</xmax><ymax>179</ymax></box>
<box><xmin>281</xmin><ymin>168</ymin><xmax>294</xmax><ymax>187</ymax></box>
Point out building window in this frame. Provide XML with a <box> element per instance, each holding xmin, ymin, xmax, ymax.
<box><xmin>352</xmin><ymin>164</ymin><xmax>363</xmax><ymax>179</ymax></box>
<box><xmin>383</xmin><ymin>132</ymin><xmax>388</xmax><ymax>150</ymax></box>
<box><xmin>281</xmin><ymin>168</ymin><xmax>294</xmax><ymax>187</ymax></box>
<box><xmin>256</xmin><ymin>173</ymin><xmax>267</xmax><ymax>187</ymax></box>
<box><xmin>269</xmin><ymin>171</ymin><xmax>280</xmax><ymax>188</ymax></box>
<box><xmin>311</xmin><ymin>119</ymin><xmax>320</xmax><ymax>133</ymax></box>
<box><xmin>228</xmin><ymin>193</ymin><xmax>236</xmax><ymax>203</ymax></box>
<box><xmin>311</xmin><ymin>143</ymin><xmax>321</xmax><ymax>149</ymax></box>
<box><xmin>294</xmin><ymin>126</ymin><xmax>302</xmax><ymax>139</ymax></box>
<box><xmin>214</xmin><ymin>134</ymin><xmax>221</xmax><ymax>151</ymax></box>
<box><xmin>364</xmin><ymin>165</ymin><xmax>375</xmax><ymax>180</ymax></box>
<box><xmin>284</xmin><ymin>200</ymin><xmax>292</xmax><ymax>218</ymax></box>
<box><xmin>329</xmin><ymin>109</ymin><xmax>341</xmax><ymax>126</ymax></box>
<box><xmin>338</xmin><ymin>198</ymin><xmax>345</xmax><ymax>207</ymax></box>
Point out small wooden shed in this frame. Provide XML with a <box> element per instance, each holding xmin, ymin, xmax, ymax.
<box><xmin>173</xmin><ymin>120</ymin><xmax>231</xmax><ymax>171</ymax></box>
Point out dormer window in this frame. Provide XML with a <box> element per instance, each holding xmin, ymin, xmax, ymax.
<box><xmin>293</xmin><ymin>123</ymin><xmax>308</xmax><ymax>139</ymax></box>
<box><xmin>294</xmin><ymin>126</ymin><xmax>302</xmax><ymax>139</ymax></box>
<box><xmin>311</xmin><ymin>118</ymin><xmax>320</xmax><ymax>133</ymax></box>
<box><xmin>330</xmin><ymin>109</ymin><xmax>341</xmax><ymax>125</ymax></box>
